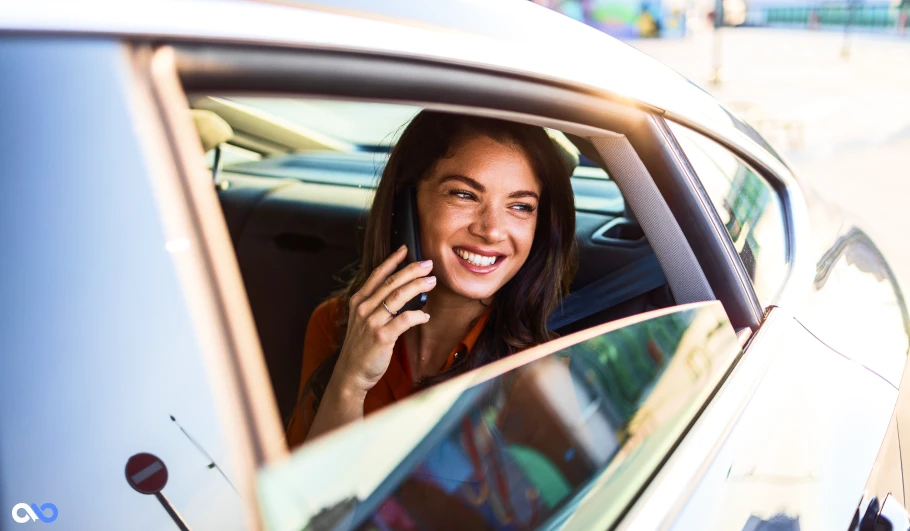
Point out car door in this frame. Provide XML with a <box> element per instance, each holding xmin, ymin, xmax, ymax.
<box><xmin>0</xmin><ymin>37</ymin><xmax>271</xmax><ymax>529</ymax></box>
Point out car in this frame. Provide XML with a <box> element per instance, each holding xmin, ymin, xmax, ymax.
<box><xmin>1</xmin><ymin>1</ymin><xmax>908</xmax><ymax>530</ymax></box>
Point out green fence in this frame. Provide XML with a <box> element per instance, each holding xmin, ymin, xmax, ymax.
<box><xmin>745</xmin><ymin>4</ymin><xmax>907</xmax><ymax>29</ymax></box>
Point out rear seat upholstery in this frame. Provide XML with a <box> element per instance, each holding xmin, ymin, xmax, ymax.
<box><xmin>217</xmin><ymin>172</ymin><xmax>672</xmax><ymax>424</ymax></box>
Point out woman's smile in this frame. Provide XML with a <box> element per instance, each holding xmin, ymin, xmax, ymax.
<box><xmin>452</xmin><ymin>246</ymin><xmax>507</xmax><ymax>273</ymax></box>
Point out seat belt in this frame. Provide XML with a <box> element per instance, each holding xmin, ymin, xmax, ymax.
<box><xmin>588</xmin><ymin>135</ymin><xmax>714</xmax><ymax>305</ymax></box>
<box><xmin>547</xmin><ymin>253</ymin><xmax>667</xmax><ymax>331</ymax></box>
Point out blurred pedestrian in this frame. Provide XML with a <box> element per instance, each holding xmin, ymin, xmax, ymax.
<box><xmin>638</xmin><ymin>4</ymin><xmax>659</xmax><ymax>37</ymax></box>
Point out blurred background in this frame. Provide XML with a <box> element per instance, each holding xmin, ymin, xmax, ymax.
<box><xmin>533</xmin><ymin>0</ymin><xmax>910</xmax><ymax>300</ymax></box>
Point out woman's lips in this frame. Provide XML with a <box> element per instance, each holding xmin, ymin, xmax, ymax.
<box><xmin>452</xmin><ymin>248</ymin><xmax>505</xmax><ymax>274</ymax></box>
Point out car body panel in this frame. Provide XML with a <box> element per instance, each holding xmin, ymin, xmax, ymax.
<box><xmin>4</xmin><ymin>0</ymin><xmax>756</xmax><ymax>159</ymax></box>
<box><xmin>0</xmin><ymin>37</ymin><xmax>252</xmax><ymax>530</ymax></box>
<box><xmin>795</xmin><ymin>188</ymin><xmax>909</xmax><ymax>388</ymax></box>
<box><xmin>622</xmin><ymin>308</ymin><xmax>899</xmax><ymax>530</ymax></box>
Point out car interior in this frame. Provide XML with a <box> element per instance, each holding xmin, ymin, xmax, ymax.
<box><xmin>188</xmin><ymin>96</ymin><xmax>677</xmax><ymax>426</ymax></box>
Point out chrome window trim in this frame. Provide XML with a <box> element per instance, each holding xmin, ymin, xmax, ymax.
<box><xmin>653</xmin><ymin>115</ymin><xmax>763</xmax><ymax>327</ymax></box>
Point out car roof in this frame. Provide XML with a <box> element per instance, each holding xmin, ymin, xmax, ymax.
<box><xmin>2</xmin><ymin>0</ymin><xmax>739</xmax><ymax>138</ymax></box>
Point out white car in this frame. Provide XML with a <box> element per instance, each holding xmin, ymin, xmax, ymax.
<box><xmin>1</xmin><ymin>1</ymin><xmax>907</xmax><ymax>530</ymax></box>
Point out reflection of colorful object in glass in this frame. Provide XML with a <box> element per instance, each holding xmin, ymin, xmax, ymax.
<box><xmin>724</xmin><ymin>166</ymin><xmax>769</xmax><ymax>277</ymax></box>
<box><xmin>372</xmin><ymin>497</ymin><xmax>418</xmax><ymax>531</ymax></box>
<box><xmin>506</xmin><ymin>444</ymin><xmax>572</xmax><ymax>509</ymax></box>
<box><xmin>408</xmin><ymin>410</ymin><xmax>547</xmax><ymax>529</ymax></box>
<box><xmin>568</xmin><ymin>313</ymin><xmax>689</xmax><ymax>426</ymax></box>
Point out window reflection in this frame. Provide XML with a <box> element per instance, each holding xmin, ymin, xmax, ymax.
<box><xmin>258</xmin><ymin>302</ymin><xmax>740</xmax><ymax>531</ymax></box>
<box><xmin>669</xmin><ymin>122</ymin><xmax>789</xmax><ymax>306</ymax></box>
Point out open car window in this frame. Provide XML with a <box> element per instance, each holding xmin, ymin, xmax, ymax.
<box><xmin>192</xmin><ymin>96</ymin><xmax>623</xmax><ymax>215</ymax></box>
<box><xmin>256</xmin><ymin>301</ymin><xmax>739</xmax><ymax>531</ymax></box>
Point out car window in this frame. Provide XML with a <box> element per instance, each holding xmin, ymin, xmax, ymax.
<box><xmin>256</xmin><ymin>301</ymin><xmax>740</xmax><ymax>531</ymax></box>
<box><xmin>668</xmin><ymin>122</ymin><xmax>789</xmax><ymax>306</ymax></box>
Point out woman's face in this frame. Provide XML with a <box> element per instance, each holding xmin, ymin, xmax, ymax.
<box><xmin>416</xmin><ymin>133</ymin><xmax>541</xmax><ymax>303</ymax></box>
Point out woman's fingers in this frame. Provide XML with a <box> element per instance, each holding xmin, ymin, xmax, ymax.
<box><xmin>364</xmin><ymin>259</ymin><xmax>434</xmax><ymax>315</ymax></box>
<box><xmin>353</xmin><ymin>245</ymin><xmax>408</xmax><ymax>306</ymax></box>
<box><xmin>385</xmin><ymin>309</ymin><xmax>432</xmax><ymax>339</ymax></box>
<box><xmin>381</xmin><ymin>274</ymin><xmax>437</xmax><ymax>315</ymax></box>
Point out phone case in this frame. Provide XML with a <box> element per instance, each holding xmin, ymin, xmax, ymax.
<box><xmin>391</xmin><ymin>186</ymin><xmax>428</xmax><ymax>312</ymax></box>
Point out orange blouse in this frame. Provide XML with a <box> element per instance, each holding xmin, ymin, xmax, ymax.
<box><xmin>286</xmin><ymin>296</ymin><xmax>490</xmax><ymax>449</ymax></box>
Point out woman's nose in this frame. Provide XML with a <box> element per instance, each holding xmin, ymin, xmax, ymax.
<box><xmin>469</xmin><ymin>204</ymin><xmax>505</xmax><ymax>242</ymax></box>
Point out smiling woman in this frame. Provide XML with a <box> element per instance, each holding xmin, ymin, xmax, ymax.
<box><xmin>285</xmin><ymin>111</ymin><xmax>578</xmax><ymax>446</ymax></box>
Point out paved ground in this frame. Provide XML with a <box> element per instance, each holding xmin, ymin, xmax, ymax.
<box><xmin>629</xmin><ymin>27</ymin><xmax>910</xmax><ymax>295</ymax></box>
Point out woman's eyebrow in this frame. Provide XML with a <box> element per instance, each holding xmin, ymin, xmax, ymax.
<box><xmin>509</xmin><ymin>190</ymin><xmax>539</xmax><ymax>201</ymax></box>
<box><xmin>439</xmin><ymin>175</ymin><xmax>539</xmax><ymax>201</ymax></box>
<box><xmin>439</xmin><ymin>174</ymin><xmax>485</xmax><ymax>191</ymax></box>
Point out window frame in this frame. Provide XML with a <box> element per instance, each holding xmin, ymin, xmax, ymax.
<box><xmin>667</xmin><ymin>122</ymin><xmax>790</xmax><ymax>307</ymax></box>
<box><xmin>662</xmin><ymin>116</ymin><xmax>799</xmax><ymax>312</ymax></box>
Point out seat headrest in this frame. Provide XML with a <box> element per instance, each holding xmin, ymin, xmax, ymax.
<box><xmin>547</xmin><ymin>129</ymin><xmax>580</xmax><ymax>176</ymax></box>
<box><xmin>191</xmin><ymin>109</ymin><xmax>233</xmax><ymax>152</ymax></box>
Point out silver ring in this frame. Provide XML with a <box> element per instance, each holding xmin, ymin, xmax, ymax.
<box><xmin>382</xmin><ymin>301</ymin><xmax>397</xmax><ymax>316</ymax></box>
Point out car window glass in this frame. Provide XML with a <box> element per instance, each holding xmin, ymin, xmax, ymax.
<box><xmin>669</xmin><ymin>122</ymin><xmax>789</xmax><ymax>306</ymax></box>
<box><xmin>256</xmin><ymin>301</ymin><xmax>739</xmax><ymax>531</ymax></box>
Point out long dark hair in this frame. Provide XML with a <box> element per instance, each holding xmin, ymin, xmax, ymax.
<box><xmin>305</xmin><ymin>110</ymin><xmax>577</xmax><ymax>409</ymax></box>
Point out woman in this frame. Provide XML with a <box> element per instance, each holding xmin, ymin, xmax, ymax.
<box><xmin>286</xmin><ymin>110</ymin><xmax>577</xmax><ymax>447</ymax></box>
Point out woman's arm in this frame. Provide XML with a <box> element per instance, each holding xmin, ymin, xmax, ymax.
<box><xmin>286</xmin><ymin>298</ymin><xmax>343</xmax><ymax>448</ymax></box>
<box><xmin>304</xmin><ymin>370</ymin><xmax>369</xmax><ymax>440</ymax></box>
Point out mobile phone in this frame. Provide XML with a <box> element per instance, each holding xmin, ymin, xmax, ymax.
<box><xmin>390</xmin><ymin>186</ymin><xmax>428</xmax><ymax>312</ymax></box>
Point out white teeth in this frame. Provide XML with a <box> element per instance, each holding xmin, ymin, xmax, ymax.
<box><xmin>456</xmin><ymin>249</ymin><xmax>497</xmax><ymax>267</ymax></box>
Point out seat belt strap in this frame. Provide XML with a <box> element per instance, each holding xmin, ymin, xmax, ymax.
<box><xmin>547</xmin><ymin>253</ymin><xmax>667</xmax><ymax>331</ymax></box>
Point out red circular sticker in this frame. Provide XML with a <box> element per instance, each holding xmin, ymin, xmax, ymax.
<box><xmin>125</xmin><ymin>453</ymin><xmax>168</xmax><ymax>495</ymax></box>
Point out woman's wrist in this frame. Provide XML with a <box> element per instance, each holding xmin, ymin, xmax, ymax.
<box><xmin>325</xmin><ymin>371</ymin><xmax>370</xmax><ymax>405</ymax></box>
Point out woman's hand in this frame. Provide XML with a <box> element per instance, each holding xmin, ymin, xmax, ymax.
<box><xmin>307</xmin><ymin>245</ymin><xmax>435</xmax><ymax>440</ymax></box>
<box><xmin>335</xmin><ymin>244</ymin><xmax>435</xmax><ymax>394</ymax></box>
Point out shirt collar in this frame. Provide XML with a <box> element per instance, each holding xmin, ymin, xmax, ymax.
<box><xmin>440</xmin><ymin>308</ymin><xmax>491</xmax><ymax>372</ymax></box>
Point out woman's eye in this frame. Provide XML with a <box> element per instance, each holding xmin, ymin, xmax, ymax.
<box><xmin>451</xmin><ymin>189</ymin><xmax>476</xmax><ymax>200</ymax></box>
<box><xmin>512</xmin><ymin>203</ymin><xmax>536</xmax><ymax>213</ymax></box>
